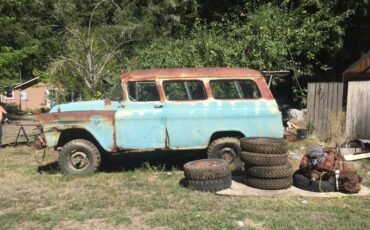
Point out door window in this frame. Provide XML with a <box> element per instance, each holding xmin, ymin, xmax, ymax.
<box><xmin>128</xmin><ymin>81</ymin><xmax>160</xmax><ymax>101</ymax></box>
<box><xmin>210</xmin><ymin>80</ymin><xmax>261</xmax><ymax>99</ymax></box>
<box><xmin>163</xmin><ymin>80</ymin><xmax>206</xmax><ymax>100</ymax></box>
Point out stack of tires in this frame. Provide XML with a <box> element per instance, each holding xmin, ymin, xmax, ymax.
<box><xmin>240</xmin><ymin>137</ymin><xmax>293</xmax><ymax>190</ymax></box>
<box><xmin>183</xmin><ymin>159</ymin><xmax>232</xmax><ymax>192</ymax></box>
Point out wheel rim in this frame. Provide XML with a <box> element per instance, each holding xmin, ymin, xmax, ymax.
<box><xmin>219</xmin><ymin>147</ymin><xmax>236</xmax><ymax>163</ymax></box>
<box><xmin>68</xmin><ymin>151</ymin><xmax>90</xmax><ymax>171</ymax></box>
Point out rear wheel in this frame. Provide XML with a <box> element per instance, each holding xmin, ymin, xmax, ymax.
<box><xmin>207</xmin><ymin>137</ymin><xmax>243</xmax><ymax>172</ymax></box>
<box><xmin>59</xmin><ymin>139</ymin><xmax>101</xmax><ymax>175</ymax></box>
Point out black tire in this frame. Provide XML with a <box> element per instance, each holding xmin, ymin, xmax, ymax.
<box><xmin>240</xmin><ymin>151</ymin><xmax>288</xmax><ymax>166</ymax></box>
<box><xmin>187</xmin><ymin>175</ymin><xmax>232</xmax><ymax>192</ymax></box>
<box><xmin>245</xmin><ymin>177</ymin><xmax>292</xmax><ymax>190</ymax></box>
<box><xmin>246</xmin><ymin>163</ymin><xmax>293</xmax><ymax>179</ymax></box>
<box><xmin>59</xmin><ymin>139</ymin><xmax>101</xmax><ymax>175</ymax></box>
<box><xmin>207</xmin><ymin>137</ymin><xmax>243</xmax><ymax>171</ymax></box>
<box><xmin>293</xmin><ymin>172</ymin><xmax>336</xmax><ymax>192</ymax></box>
<box><xmin>184</xmin><ymin>159</ymin><xmax>231</xmax><ymax>181</ymax></box>
<box><xmin>240</xmin><ymin>137</ymin><xmax>287</xmax><ymax>154</ymax></box>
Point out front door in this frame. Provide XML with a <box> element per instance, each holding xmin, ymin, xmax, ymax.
<box><xmin>115</xmin><ymin>81</ymin><xmax>166</xmax><ymax>149</ymax></box>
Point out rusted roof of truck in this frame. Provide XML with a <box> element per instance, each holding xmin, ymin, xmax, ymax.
<box><xmin>120</xmin><ymin>68</ymin><xmax>262</xmax><ymax>80</ymax></box>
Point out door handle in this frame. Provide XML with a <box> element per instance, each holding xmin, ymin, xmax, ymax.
<box><xmin>154</xmin><ymin>104</ymin><xmax>163</xmax><ymax>108</ymax></box>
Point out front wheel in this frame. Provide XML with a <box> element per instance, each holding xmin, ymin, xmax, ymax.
<box><xmin>207</xmin><ymin>137</ymin><xmax>243</xmax><ymax>172</ymax></box>
<box><xmin>58</xmin><ymin>139</ymin><xmax>101</xmax><ymax>175</ymax></box>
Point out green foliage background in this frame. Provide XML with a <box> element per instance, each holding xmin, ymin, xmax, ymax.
<box><xmin>0</xmin><ymin>0</ymin><xmax>369</xmax><ymax>103</ymax></box>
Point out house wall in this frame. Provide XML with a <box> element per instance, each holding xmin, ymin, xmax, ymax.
<box><xmin>0</xmin><ymin>83</ymin><xmax>49</xmax><ymax>110</ymax></box>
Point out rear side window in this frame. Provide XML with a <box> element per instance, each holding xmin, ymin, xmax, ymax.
<box><xmin>128</xmin><ymin>81</ymin><xmax>160</xmax><ymax>101</ymax></box>
<box><xmin>210</xmin><ymin>80</ymin><xmax>261</xmax><ymax>99</ymax></box>
<box><xmin>163</xmin><ymin>80</ymin><xmax>207</xmax><ymax>100</ymax></box>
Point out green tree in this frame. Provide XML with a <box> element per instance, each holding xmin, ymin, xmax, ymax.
<box><xmin>0</xmin><ymin>0</ymin><xmax>63</xmax><ymax>89</ymax></box>
<box><xmin>49</xmin><ymin>0</ymin><xmax>130</xmax><ymax>98</ymax></box>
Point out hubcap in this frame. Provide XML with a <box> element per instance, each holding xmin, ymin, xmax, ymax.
<box><xmin>219</xmin><ymin>147</ymin><xmax>236</xmax><ymax>163</ymax></box>
<box><xmin>68</xmin><ymin>151</ymin><xmax>89</xmax><ymax>171</ymax></box>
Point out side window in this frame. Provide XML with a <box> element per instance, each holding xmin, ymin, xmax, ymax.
<box><xmin>163</xmin><ymin>80</ymin><xmax>206</xmax><ymax>100</ymax></box>
<box><xmin>210</xmin><ymin>80</ymin><xmax>261</xmax><ymax>99</ymax></box>
<box><xmin>128</xmin><ymin>81</ymin><xmax>160</xmax><ymax>102</ymax></box>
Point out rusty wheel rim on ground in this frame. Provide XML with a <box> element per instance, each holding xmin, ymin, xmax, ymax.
<box><xmin>219</xmin><ymin>147</ymin><xmax>236</xmax><ymax>163</ymax></box>
<box><xmin>68</xmin><ymin>151</ymin><xmax>90</xmax><ymax>171</ymax></box>
<box><xmin>191</xmin><ymin>160</ymin><xmax>222</xmax><ymax>168</ymax></box>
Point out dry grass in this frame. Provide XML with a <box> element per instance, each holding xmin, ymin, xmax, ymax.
<box><xmin>327</xmin><ymin>110</ymin><xmax>354</xmax><ymax>146</ymax></box>
<box><xmin>1</xmin><ymin>123</ymin><xmax>370</xmax><ymax>229</ymax></box>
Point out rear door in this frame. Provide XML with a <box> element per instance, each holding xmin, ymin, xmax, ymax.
<box><xmin>115</xmin><ymin>81</ymin><xmax>166</xmax><ymax>149</ymax></box>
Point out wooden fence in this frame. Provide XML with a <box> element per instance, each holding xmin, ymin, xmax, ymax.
<box><xmin>346</xmin><ymin>81</ymin><xmax>370</xmax><ymax>139</ymax></box>
<box><xmin>307</xmin><ymin>83</ymin><xmax>343</xmax><ymax>137</ymax></box>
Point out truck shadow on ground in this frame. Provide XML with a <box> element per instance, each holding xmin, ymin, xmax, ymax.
<box><xmin>37</xmin><ymin>150</ymin><xmax>207</xmax><ymax>174</ymax></box>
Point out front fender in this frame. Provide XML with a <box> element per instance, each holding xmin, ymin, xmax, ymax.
<box><xmin>39</xmin><ymin>111</ymin><xmax>116</xmax><ymax>152</ymax></box>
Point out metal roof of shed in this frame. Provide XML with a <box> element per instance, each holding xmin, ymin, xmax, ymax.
<box><xmin>343</xmin><ymin>51</ymin><xmax>370</xmax><ymax>80</ymax></box>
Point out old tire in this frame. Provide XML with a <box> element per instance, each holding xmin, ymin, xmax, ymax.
<box><xmin>240</xmin><ymin>137</ymin><xmax>287</xmax><ymax>154</ymax></box>
<box><xmin>293</xmin><ymin>172</ymin><xmax>336</xmax><ymax>192</ymax></box>
<box><xmin>187</xmin><ymin>175</ymin><xmax>232</xmax><ymax>192</ymax></box>
<box><xmin>184</xmin><ymin>159</ymin><xmax>230</xmax><ymax>181</ymax></box>
<box><xmin>245</xmin><ymin>177</ymin><xmax>292</xmax><ymax>190</ymax></box>
<box><xmin>245</xmin><ymin>163</ymin><xmax>292</xmax><ymax>179</ymax></box>
<box><xmin>240</xmin><ymin>151</ymin><xmax>288</xmax><ymax>166</ymax></box>
<box><xmin>207</xmin><ymin>137</ymin><xmax>243</xmax><ymax>171</ymax></box>
<box><xmin>59</xmin><ymin>139</ymin><xmax>101</xmax><ymax>175</ymax></box>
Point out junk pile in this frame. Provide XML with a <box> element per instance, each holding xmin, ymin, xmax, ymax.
<box><xmin>240</xmin><ymin>137</ymin><xmax>293</xmax><ymax>190</ymax></box>
<box><xmin>339</xmin><ymin>139</ymin><xmax>370</xmax><ymax>161</ymax></box>
<box><xmin>293</xmin><ymin>144</ymin><xmax>362</xmax><ymax>193</ymax></box>
<box><xmin>284</xmin><ymin>109</ymin><xmax>308</xmax><ymax>142</ymax></box>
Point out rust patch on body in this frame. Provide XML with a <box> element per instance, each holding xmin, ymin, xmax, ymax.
<box><xmin>39</xmin><ymin>111</ymin><xmax>115</xmax><ymax>123</ymax></box>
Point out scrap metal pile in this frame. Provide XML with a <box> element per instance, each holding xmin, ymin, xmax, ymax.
<box><xmin>293</xmin><ymin>144</ymin><xmax>362</xmax><ymax>193</ymax></box>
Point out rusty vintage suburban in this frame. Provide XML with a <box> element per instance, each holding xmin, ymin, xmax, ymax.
<box><xmin>35</xmin><ymin>68</ymin><xmax>284</xmax><ymax>174</ymax></box>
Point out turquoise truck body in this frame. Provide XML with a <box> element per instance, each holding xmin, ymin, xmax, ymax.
<box><xmin>37</xmin><ymin>68</ymin><xmax>284</xmax><ymax>153</ymax></box>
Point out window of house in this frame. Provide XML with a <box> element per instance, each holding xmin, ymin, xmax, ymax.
<box><xmin>21</xmin><ymin>91</ymin><xmax>28</xmax><ymax>101</ymax></box>
<box><xmin>128</xmin><ymin>81</ymin><xmax>160</xmax><ymax>102</ymax></box>
<box><xmin>5</xmin><ymin>90</ymin><xmax>14</xmax><ymax>99</ymax></box>
<box><xmin>210</xmin><ymin>80</ymin><xmax>261</xmax><ymax>99</ymax></box>
<box><xmin>163</xmin><ymin>80</ymin><xmax>207</xmax><ymax>100</ymax></box>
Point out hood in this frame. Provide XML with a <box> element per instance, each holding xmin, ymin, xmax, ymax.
<box><xmin>49</xmin><ymin>100</ymin><xmax>121</xmax><ymax>113</ymax></box>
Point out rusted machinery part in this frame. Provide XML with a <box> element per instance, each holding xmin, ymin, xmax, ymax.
<box><xmin>187</xmin><ymin>175</ymin><xmax>232</xmax><ymax>192</ymax></box>
<box><xmin>240</xmin><ymin>137</ymin><xmax>288</xmax><ymax>154</ymax></box>
<box><xmin>245</xmin><ymin>176</ymin><xmax>293</xmax><ymax>190</ymax></box>
<box><xmin>245</xmin><ymin>163</ymin><xmax>293</xmax><ymax>179</ymax></box>
<box><xmin>240</xmin><ymin>151</ymin><xmax>288</xmax><ymax>166</ymax></box>
<box><xmin>184</xmin><ymin>159</ymin><xmax>231</xmax><ymax>181</ymax></box>
<box><xmin>293</xmin><ymin>172</ymin><xmax>336</xmax><ymax>192</ymax></box>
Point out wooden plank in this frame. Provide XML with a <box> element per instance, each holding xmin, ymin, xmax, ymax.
<box><xmin>318</xmin><ymin>83</ymin><xmax>326</xmax><ymax>136</ymax></box>
<box><xmin>342</xmin><ymin>152</ymin><xmax>370</xmax><ymax>161</ymax></box>
<box><xmin>337</xmin><ymin>83</ymin><xmax>343</xmax><ymax>113</ymax></box>
<box><xmin>346</xmin><ymin>82</ymin><xmax>356</xmax><ymax>138</ymax></box>
<box><xmin>307</xmin><ymin>83</ymin><xmax>315</xmax><ymax>129</ymax></box>
<box><xmin>347</xmin><ymin>82</ymin><xmax>353</xmax><ymax>137</ymax></box>
<box><xmin>314</xmin><ymin>83</ymin><xmax>321</xmax><ymax>135</ymax></box>
<box><xmin>359</xmin><ymin>84</ymin><xmax>366</xmax><ymax>138</ymax></box>
<box><xmin>367</xmin><ymin>84</ymin><xmax>370</xmax><ymax>138</ymax></box>
<box><xmin>328</xmin><ymin>83</ymin><xmax>334</xmax><ymax>114</ymax></box>
<box><xmin>324</xmin><ymin>83</ymin><xmax>330</xmax><ymax>136</ymax></box>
